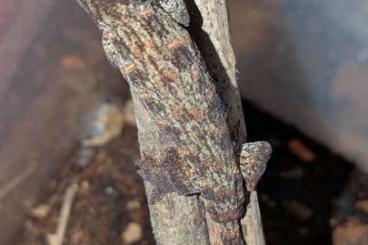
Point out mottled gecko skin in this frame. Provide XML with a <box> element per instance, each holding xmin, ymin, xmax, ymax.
<box><xmin>76</xmin><ymin>0</ymin><xmax>271</xmax><ymax>244</ymax></box>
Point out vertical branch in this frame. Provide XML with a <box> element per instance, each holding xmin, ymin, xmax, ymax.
<box><xmin>145</xmin><ymin>191</ymin><xmax>209</xmax><ymax>244</ymax></box>
<box><xmin>189</xmin><ymin>0</ymin><xmax>266</xmax><ymax>244</ymax></box>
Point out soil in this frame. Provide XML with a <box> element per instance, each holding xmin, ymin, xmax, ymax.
<box><xmin>244</xmin><ymin>101</ymin><xmax>354</xmax><ymax>245</ymax></box>
<box><xmin>12</xmin><ymin>123</ymin><xmax>154</xmax><ymax>245</ymax></box>
<box><xmin>10</xmin><ymin>100</ymin><xmax>361</xmax><ymax>245</ymax></box>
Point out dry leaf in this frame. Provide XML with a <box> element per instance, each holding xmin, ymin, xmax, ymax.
<box><xmin>288</xmin><ymin>139</ymin><xmax>316</xmax><ymax>162</ymax></box>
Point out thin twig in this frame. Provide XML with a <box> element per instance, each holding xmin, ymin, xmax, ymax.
<box><xmin>47</xmin><ymin>183</ymin><xmax>78</xmax><ymax>245</ymax></box>
<box><xmin>0</xmin><ymin>164</ymin><xmax>35</xmax><ymax>200</ymax></box>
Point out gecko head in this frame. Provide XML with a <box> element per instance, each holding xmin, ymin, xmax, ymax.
<box><xmin>76</xmin><ymin>0</ymin><xmax>139</xmax><ymax>28</ymax></box>
<box><xmin>76</xmin><ymin>0</ymin><xmax>140</xmax><ymax>69</ymax></box>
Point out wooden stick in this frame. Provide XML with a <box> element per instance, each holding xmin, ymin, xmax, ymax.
<box><xmin>190</xmin><ymin>0</ymin><xmax>266</xmax><ymax>244</ymax></box>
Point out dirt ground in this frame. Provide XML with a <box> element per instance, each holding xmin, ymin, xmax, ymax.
<box><xmin>11</xmin><ymin>121</ymin><xmax>154</xmax><ymax>245</ymax></box>
<box><xmin>10</xmin><ymin>99</ymin><xmax>366</xmax><ymax>245</ymax></box>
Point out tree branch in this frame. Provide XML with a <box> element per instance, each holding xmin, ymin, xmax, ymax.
<box><xmin>186</xmin><ymin>0</ymin><xmax>266</xmax><ymax>244</ymax></box>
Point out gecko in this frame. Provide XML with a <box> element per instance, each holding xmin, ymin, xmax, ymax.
<box><xmin>75</xmin><ymin>0</ymin><xmax>271</xmax><ymax>244</ymax></box>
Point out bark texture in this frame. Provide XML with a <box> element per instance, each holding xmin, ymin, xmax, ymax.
<box><xmin>136</xmin><ymin>96</ymin><xmax>210</xmax><ymax>245</ymax></box>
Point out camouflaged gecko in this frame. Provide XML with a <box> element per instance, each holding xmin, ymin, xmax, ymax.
<box><xmin>76</xmin><ymin>0</ymin><xmax>271</xmax><ymax>243</ymax></box>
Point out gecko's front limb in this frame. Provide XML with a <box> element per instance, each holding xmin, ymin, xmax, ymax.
<box><xmin>239</xmin><ymin>141</ymin><xmax>272</xmax><ymax>191</ymax></box>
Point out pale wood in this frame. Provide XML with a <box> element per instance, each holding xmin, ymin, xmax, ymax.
<box><xmin>133</xmin><ymin>96</ymin><xmax>210</xmax><ymax>245</ymax></box>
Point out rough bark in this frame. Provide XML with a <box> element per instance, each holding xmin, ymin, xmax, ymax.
<box><xmin>133</xmin><ymin>95</ymin><xmax>209</xmax><ymax>245</ymax></box>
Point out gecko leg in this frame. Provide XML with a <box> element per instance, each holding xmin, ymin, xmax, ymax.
<box><xmin>239</xmin><ymin>141</ymin><xmax>272</xmax><ymax>191</ymax></box>
<box><xmin>157</xmin><ymin>0</ymin><xmax>190</xmax><ymax>26</ymax></box>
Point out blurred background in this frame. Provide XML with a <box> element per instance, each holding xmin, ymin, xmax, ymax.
<box><xmin>1</xmin><ymin>0</ymin><xmax>367</xmax><ymax>244</ymax></box>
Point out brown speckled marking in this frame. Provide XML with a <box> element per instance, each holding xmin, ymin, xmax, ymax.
<box><xmin>138</xmin><ymin>9</ymin><xmax>155</xmax><ymax>18</ymax></box>
<box><xmin>131</xmin><ymin>42</ymin><xmax>143</xmax><ymax>57</ymax></box>
<box><xmin>122</xmin><ymin>63</ymin><xmax>136</xmax><ymax>74</ymax></box>
<box><xmin>191</xmin><ymin>68</ymin><xmax>201</xmax><ymax>81</ymax></box>
<box><xmin>177</xmin><ymin>146</ymin><xmax>191</xmax><ymax>157</ymax></box>
<box><xmin>205</xmin><ymin>90</ymin><xmax>215</xmax><ymax>102</ymax></box>
<box><xmin>138</xmin><ymin>91</ymin><xmax>151</xmax><ymax>100</ymax></box>
<box><xmin>188</xmin><ymin>108</ymin><xmax>204</xmax><ymax>121</ymax></box>
<box><xmin>162</xmin><ymin>70</ymin><xmax>179</xmax><ymax>80</ymax></box>
<box><xmin>172</xmin><ymin>106</ymin><xmax>184</xmax><ymax>120</ymax></box>
<box><xmin>144</xmin><ymin>38</ymin><xmax>156</xmax><ymax>49</ymax></box>
<box><xmin>157</xmin><ymin>119</ymin><xmax>169</xmax><ymax>127</ymax></box>
<box><xmin>167</xmin><ymin>37</ymin><xmax>186</xmax><ymax>50</ymax></box>
<box><xmin>159</xmin><ymin>71</ymin><xmax>178</xmax><ymax>92</ymax></box>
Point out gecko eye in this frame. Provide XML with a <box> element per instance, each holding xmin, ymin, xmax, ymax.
<box><xmin>102</xmin><ymin>33</ymin><xmax>124</xmax><ymax>68</ymax></box>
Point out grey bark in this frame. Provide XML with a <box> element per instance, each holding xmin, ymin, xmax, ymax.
<box><xmin>134</xmin><ymin>97</ymin><xmax>209</xmax><ymax>245</ymax></box>
<box><xmin>192</xmin><ymin>1</ymin><xmax>266</xmax><ymax>244</ymax></box>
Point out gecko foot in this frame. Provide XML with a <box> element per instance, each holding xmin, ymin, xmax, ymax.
<box><xmin>239</xmin><ymin>141</ymin><xmax>272</xmax><ymax>191</ymax></box>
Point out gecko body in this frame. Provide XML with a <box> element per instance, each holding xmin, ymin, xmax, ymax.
<box><xmin>76</xmin><ymin>0</ymin><xmax>271</xmax><ymax>243</ymax></box>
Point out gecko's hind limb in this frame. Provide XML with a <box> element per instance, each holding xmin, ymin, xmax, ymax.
<box><xmin>239</xmin><ymin>141</ymin><xmax>272</xmax><ymax>191</ymax></box>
